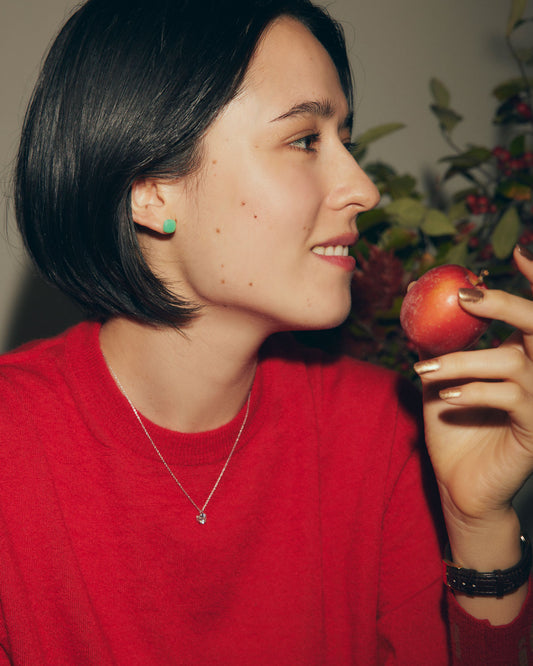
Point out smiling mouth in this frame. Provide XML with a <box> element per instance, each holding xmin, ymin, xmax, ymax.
<box><xmin>311</xmin><ymin>245</ymin><xmax>350</xmax><ymax>257</ymax></box>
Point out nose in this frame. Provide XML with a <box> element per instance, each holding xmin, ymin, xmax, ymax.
<box><xmin>325</xmin><ymin>149</ymin><xmax>380</xmax><ymax>213</ymax></box>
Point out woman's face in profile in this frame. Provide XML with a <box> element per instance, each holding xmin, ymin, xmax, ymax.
<box><xmin>159</xmin><ymin>16</ymin><xmax>379</xmax><ymax>334</ymax></box>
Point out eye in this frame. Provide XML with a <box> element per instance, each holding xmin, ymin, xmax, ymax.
<box><xmin>289</xmin><ymin>133</ymin><xmax>320</xmax><ymax>152</ymax></box>
<box><xmin>343</xmin><ymin>141</ymin><xmax>357</xmax><ymax>154</ymax></box>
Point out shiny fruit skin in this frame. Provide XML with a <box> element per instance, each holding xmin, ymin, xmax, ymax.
<box><xmin>400</xmin><ymin>264</ymin><xmax>489</xmax><ymax>356</ymax></box>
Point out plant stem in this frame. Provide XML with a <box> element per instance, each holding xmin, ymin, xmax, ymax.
<box><xmin>506</xmin><ymin>30</ymin><xmax>533</xmax><ymax>111</ymax></box>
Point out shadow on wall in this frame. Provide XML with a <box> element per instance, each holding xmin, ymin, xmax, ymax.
<box><xmin>4</xmin><ymin>269</ymin><xmax>84</xmax><ymax>352</ymax></box>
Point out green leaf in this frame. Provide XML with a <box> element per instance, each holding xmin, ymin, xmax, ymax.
<box><xmin>439</xmin><ymin>146</ymin><xmax>492</xmax><ymax>169</ymax></box>
<box><xmin>356</xmin><ymin>208</ymin><xmax>387</xmax><ymax>233</ymax></box>
<box><xmin>493</xmin><ymin>78</ymin><xmax>533</xmax><ymax>101</ymax></box>
<box><xmin>380</xmin><ymin>226</ymin><xmax>419</xmax><ymax>251</ymax></box>
<box><xmin>421</xmin><ymin>209</ymin><xmax>457</xmax><ymax>236</ymax></box>
<box><xmin>444</xmin><ymin>240</ymin><xmax>469</xmax><ymax>266</ymax></box>
<box><xmin>430</xmin><ymin>78</ymin><xmax>450</xmax><ymax>108</ymax></box>
<box><xmin>353</xmin><ymin>123</ymin><xmax>406</xmax><ymax>155</ymax></box>
<box><xmin>499</xmin><ymin>182</ymin><xmax>532</xmax><ymax>201</ymax></box>
<box><xmin>364</xmin><ymin>161</ymin><xmax>397</xmax><ymax>182</ymax></box>
<box><xmin>507</xmin><ymin>0</ymin><xmax>527</xmax><ymax>36</ymax></box>
<box><xmin>388</xmin><ymin>174</ymin><xmax>417</xmax><ymax>199</ymax></box>
<box><xmin>491</xmin><ymin>207</ymin><xmax>521</xmax><ymax>258</ymax></box>
<box><xmin>448</xmin><ymin>201</ymin><xmax>469</xmax><ymax>221</ymax></box>
<box><xmin>442</xmin><ymin>167</ymin><xmax>478</xmax><ymax>184</ymax></box>
<box><xmin>384</xmin><ymin>198</ymin><xmax>426</xmax><ymax>227</ymax></box>
<box><xmin>510</xmin><ymin>134</ymin><xmax>526</xmax><ymax>156</ymax></box>
<box><xmin>430</xmin><ymin>105</ymin><xmax>463</xmax><ymax>133</ymax></box>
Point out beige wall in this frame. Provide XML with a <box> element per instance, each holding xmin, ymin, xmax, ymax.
<box><xmin>0</xmin><ymin>0</ymin><xmax>524</xmax><ymax>351</ymax></box>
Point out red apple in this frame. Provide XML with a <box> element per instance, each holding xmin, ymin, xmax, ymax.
<box><xmin>400</xmin><ymin>264</ymin><xmax>490</xmax><ymax>356</ymax></box>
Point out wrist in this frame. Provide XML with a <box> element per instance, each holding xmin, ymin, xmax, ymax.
<box><xmin>444</xmin><ymin>506</ymin><xmax>522</xmax><ymax>571</ymax></box>
<box><xmin>444</xmin><ymin>533</ymin><xmax>531</xmax><ymax>598</ymax></box>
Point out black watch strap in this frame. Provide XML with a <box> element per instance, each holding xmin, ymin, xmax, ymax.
<box><xmin>443</xmin><ymin>533</ymin><xmax>532</xmax><ymax>598</ymax></box>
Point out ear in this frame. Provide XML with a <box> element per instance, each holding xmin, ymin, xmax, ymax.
<box><xmin>131</xmin><ymin>177</ymin><xmax>176</xmax><ymax>234</ymax></box>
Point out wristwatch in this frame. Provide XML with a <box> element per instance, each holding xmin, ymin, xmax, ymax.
<box><xmin>443</xmin><ymin>533</ymin><xmax>532</xmax><ymax>598</ymax></box>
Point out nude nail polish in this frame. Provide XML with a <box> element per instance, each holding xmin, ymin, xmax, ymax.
<box><xmin>517</xmin><ymin>244</ymin><xmax>533</xmax><ymax>261</ymax></box>
<box><xmin>413</xmin><ymin>359</ymin><xmax>441</xmax><ymax>375</ymax></box>
<box><xmin>439</xmin><ymin>388</ymin><xmax>462</xmax><ymax>400</ymax></box>
<box><xmin>458</xmin><ymin>288</ymin><xmax>484</xmax><ymax>303</ymax></box>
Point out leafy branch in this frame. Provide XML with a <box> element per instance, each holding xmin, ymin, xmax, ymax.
<box><xmin>339</xmin><ymin>0</ymin><xmax>533</xmax><ymax>377</ymax></box>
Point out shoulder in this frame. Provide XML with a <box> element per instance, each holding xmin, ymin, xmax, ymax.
<box><xmin>0</xmin><ymin>322</ymin><xmax>98</xmax><ymax>405</ymax></box>
<box><xmin>261</xmin><ymin>332</ymin><xmax>422</xmax><ymax>433</ymax></box>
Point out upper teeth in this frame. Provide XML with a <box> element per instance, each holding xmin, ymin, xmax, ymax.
<box><xmin>312</xmin><ymin>245</ymin><xmax>349</xmax><ymax>257</ymax></box>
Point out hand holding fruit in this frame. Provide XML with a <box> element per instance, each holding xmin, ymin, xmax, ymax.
<box><xmin>407</xmin><ymin>248</ymin><xmax>533</xmax><ymax>514</ymax></box>
<box><xmin>408</xmin><ymin>247</ymin><xmax>533</xmax><ymax>622</ymax></box>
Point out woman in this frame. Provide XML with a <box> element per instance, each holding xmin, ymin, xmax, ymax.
<box><xmin>3</xmin><ymin>0</ymin><xmax>532</xmax><ymax>662</ymax></box>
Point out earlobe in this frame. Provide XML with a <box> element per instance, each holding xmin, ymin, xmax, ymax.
<box><xmin>131</xmin><ymin>177</ymin><xmax>177</xmax><ymax>235</ymax></box>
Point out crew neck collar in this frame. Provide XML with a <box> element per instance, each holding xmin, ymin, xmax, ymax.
<box><xmin>64</xmin><ymin>322</ymin><xmax>265</xmax><ymax>466</ymax></box>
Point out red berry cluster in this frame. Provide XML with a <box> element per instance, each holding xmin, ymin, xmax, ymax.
<box><xmin>492</xmin><ymin>146</ymin><xmax>533</xmax><ymax>176</ymax></box>
<box><xmin>519</xmin><ymin>230</ymin><xmax>533</xmax><ymax>246</ymax></box>
<box><xmin>516</xmin><ymin>101</ymin><xmax>533</xmax><ymax>121</ymax></box>
<box><xmin>466</xmin><ymin>193</ymin><xmax>497</xmax><ymax>214</ymax></box>
<box><xmin>466</xmin><ymin>233</ymin><xmax>493</xmax><ymax>259</ymax></box>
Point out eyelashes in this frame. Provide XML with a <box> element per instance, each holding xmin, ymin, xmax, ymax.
<box><xmin>289</xmin><ymin>133</ymin><xmax>357</xmax><ymax>154</ymax></box>
<box><xmin>289</xmin><ymin>133</ymin><xmax>320</xmax><ymax>152</ymax></box>
<box><xmin>344</xmin><ymin>141</ymin><xmax>358</xmax><ymax>154</ymax></box>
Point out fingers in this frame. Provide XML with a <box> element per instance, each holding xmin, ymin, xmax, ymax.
<box><xmin>414</xmin><ymin>345</ymin><xmax>532</xmax><ymax>383</ymax></box>
<box><xmin>415</xmin><ymin>347</ymin><xmax>533</xmax><ymax>447</ymax></box>
<box><xmin>415</xmin><ymin>346</ymin><xmax>533</xmax><ymax>421</ymax></box>
<box><xmin>458</xmin><ymin>285</ymin><xmax>533</xmax><ymax>336</ymax></box>
<box><xmin>437</xmin><ymin>380</ymin><xmax>526</xmax><ymax>413</ymax></box>
<box><xmin>514</xmin><ymin>244</ymin><xmax>533</xmax><ymax>287</ymax></box>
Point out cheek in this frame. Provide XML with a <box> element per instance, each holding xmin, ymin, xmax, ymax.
<box><xmin>189</xmin><ymin>155</ymin><xmax>323</xmax><ymax>283</ymax></box>
<box><xmin>231</xmin><ymin>162</ymin><xmax>323</xmax><ymax>243</ymax></box>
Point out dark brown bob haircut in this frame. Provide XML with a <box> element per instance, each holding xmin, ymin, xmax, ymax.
<box><xmin>15</xmin><ymin>0</ymin><xmax>353</xmax><ymax>326</ymax></box>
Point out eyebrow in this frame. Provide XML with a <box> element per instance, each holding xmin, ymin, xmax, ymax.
<box><xmin>270</xmin><ymin>99</ymin><xmax>353</xmax><ymax>131</ymax></box>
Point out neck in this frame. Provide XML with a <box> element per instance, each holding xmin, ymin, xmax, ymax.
<box><xmin>99</xmin><ymin>312</ymin><xmax>264</xmax><ymax>433</ymax></box>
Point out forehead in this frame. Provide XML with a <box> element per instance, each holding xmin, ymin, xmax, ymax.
<box><xmin>240</xmin><ymin>16</ymin><xmax>349</xmax><ymax>118</ymax></box>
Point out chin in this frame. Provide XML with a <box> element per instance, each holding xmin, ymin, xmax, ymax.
<box><xmin>291</xmin><ymin>303</ymin><xmax>351</xmax><ymax>333</ymax></box>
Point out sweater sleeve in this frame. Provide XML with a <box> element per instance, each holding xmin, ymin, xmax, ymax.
<box><xmin>376</xmin><ymin>373</ymin><xmax>533</xmax><ymax>665</ymax></box>
<box><xmin>447</xmin><ymin>586</ymin><xmax>533</xmax><ymax>664</ymax></box>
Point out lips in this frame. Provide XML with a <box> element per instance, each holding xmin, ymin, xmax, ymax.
<box><xmin>310</xmin><ymin>232</ymin><xmax>357</xmax><ymax>257</ymax></box>
<box><xmin>310</xmin><ymin>233</ymin><xmax>357</xmax><ymax>271</ymax></box>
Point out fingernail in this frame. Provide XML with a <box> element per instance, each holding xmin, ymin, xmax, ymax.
<box><xmin>458</xmin><ymin>288</ymin><xmax>484</xmax><ymax>303</ymax></box>
<box><xmin>517</xmin><ymin>244</ymin><xmax>533</xmax><ymax>261</ymax></box>
<box><xmin>414</xmin><ymin>359</ymin><xmax>441</xmax><ymax>375</ymax></box>
<box><xmin>439</xmin><ymin>388</ymin><xmax>462</xmax><ymax>400</ymax></box>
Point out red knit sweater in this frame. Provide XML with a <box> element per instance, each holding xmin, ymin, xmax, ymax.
<box><xmin>0</xmin><ymin>322</ymin><xmax>530</xmax><ymax>664</ymax></box>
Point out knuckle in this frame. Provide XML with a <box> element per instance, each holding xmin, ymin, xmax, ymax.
<box><xmin>506</xmin><ymin>383</ymin><xmax>523</xmax><ymax>405</ymax></box>
<box><xmin>505</xmin><ymin>346</ymin><xmax>527</xmax><ymax>374</ymax></box>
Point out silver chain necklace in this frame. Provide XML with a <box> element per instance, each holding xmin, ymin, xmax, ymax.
<box><xmin>109</xmin><ymin>367</ymin><xmax>251</xmax><ymax>525</ymax></box>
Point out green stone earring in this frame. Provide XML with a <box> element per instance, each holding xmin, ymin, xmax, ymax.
<box><xmin>163</xmin><ymin>219</ymin><xmax>177</xmax><ymax>234</ymax></box>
